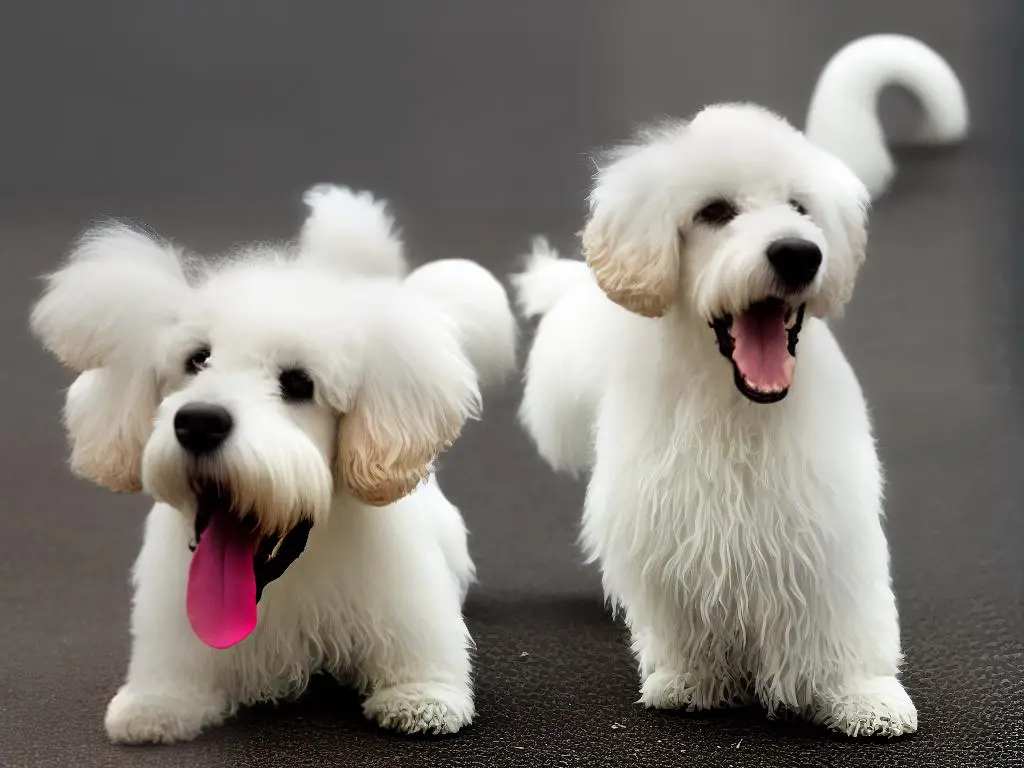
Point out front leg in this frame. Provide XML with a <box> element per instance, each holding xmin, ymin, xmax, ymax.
<box><xmin>105</xmin><ymin>504</ymin><xmax>229</xmax><ymax>744</ymax></box>
<box><xmin>628</xmin><ymin>589</ymin><xmax>751</xmax><ymax>711</ymax></box>
<box><xmin>760</xmin><ymin>513</ymin><xmax>916</xmax><ymax>737</ymax></box>
<box><xmin>583</xmin><ymin>472</ymin><xmax>750</xmax><ymax>713</ymax></box>
<box><xmin>799</xmin><ymin>573</ymin><xmax>916</xmax><ymax>737</ymax></box>
<box><xmin>358</xmin><ymin>575</ymin><xmax>474</xmax><ymax>736</ymax></box>
<box><xmin>811</xmin><ymin>675</ymin><xmax>917</xmax><ymax>737</ymax></box>
<box><xmin>341</xmin><ymin>502</ymin><xmax>474</xmax><ymax>736</ymax></box>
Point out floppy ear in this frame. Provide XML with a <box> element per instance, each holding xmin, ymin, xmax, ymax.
<box><xmin>338</xmin><ymin>288</ymin><xmax>481</xmax><ymax>506</ymax></box>
<box><xmin>30</xmin><ymin>223</ymin><xmax>191</xmax><ymax>491</ymax></box>
<box><xmin>63</xmin><ymin>368</ymin><xmax>160</xmax><ymax>492</ymax></box>
<box><xmin>810</xmin><ymin>151</ymin><xmax>871</xmax><ymax>317</ymax></box>
<box><xmin>582</xmin><ymin>146</ymin><xmax>682</xmax><ymax>319</ymax></box>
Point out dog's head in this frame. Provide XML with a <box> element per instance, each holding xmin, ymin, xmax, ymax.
<box><xmin>31</xmin><ymin>185</ymin><xmax>515</xmax><ymax>647</ymax></box>
<box><xmin>582</xmin><ymin>103</ymin><xmax>870</xmax><ymax>403</ymax></box>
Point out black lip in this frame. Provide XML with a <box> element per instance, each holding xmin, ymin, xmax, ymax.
<box><xmin>190</xmin><ymin>482</ymin><xmax>313</xmax><ymax>602</ymax></box>
<box><xmin>252</xmin><ymin>521</ymin><xmax>312</xmax><ymax>601</ymax></box>
<box><xmin>710</xmin><ymin>301</ymin><xmax>806</xmax><ymax>405</ymax></box>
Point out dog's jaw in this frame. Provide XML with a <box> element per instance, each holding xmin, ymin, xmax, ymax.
<box><xmin>710</xmin><ymin>300</ymin><xmax>806</xmax><ymax>404</ymax></box>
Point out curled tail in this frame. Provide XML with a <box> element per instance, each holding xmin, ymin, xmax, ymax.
<box><xmin>805</xmin><ymin>34</ymin><xmax>969</xmax><ymax>198</ymax></box>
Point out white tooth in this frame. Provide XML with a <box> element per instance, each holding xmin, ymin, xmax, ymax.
<box><xmin>268</xmin><ymin>537</ymin><xmax>285</xmax><ymax>561</ymax></box>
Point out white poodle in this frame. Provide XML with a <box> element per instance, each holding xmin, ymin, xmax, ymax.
<box><xmin>30</xmin><ymin>184</ymin><xmax>516</xmax><ymax>743</ymax></box>
<box><xmin>514</xmin><ymin>35</ymin><xmax>967</xmax><ymax>736</ymax></box>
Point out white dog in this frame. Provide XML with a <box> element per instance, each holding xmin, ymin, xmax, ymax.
<box><xmin>30</xmin><ymin>185</ymin><xmax>516</xmax><ymax>743</ymax></box>
<box><xmin>514</xmin><ymin>35</ymin><xmax>967</xmax><ymax>736</ymax></box>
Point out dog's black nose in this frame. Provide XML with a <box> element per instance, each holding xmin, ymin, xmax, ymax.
<box><xmin>174</xmin><ymin>403</ymin><xmax>233</xmax><ymax>455</ymax></box>
<box><xmin>766</xmin><ymin>238</ymin><xmax>822</xmax><ymax>292</ymax></box>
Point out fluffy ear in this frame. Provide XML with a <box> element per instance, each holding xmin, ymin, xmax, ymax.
<box><xmin>63</xmin><ymin>368</ymin><xmax>159</xmax><ymax>492</ymax></box>
<box><xmin>338</xmin><ymin>288</ymin><xmax>481</xmax><ymax>506</ymax></box>
<box><xmin>30</xmin><ymin>223</ymin><xmax>191</xmax><ymax>371</ymax></box>
<box><xmin>30</xmin><ymin>223</ymin><xmax>190</xmax><ymax>491</ymax></box>
<box><xmin>299</xmin><ymin>184</ymin><xmax>408</xmax><ymax>279</ymax></box>
<box><xmin>403</xmin><ymin>259</ymin><xmax>517</xmax><ymax>387</ymax></box>
<box><xmin>582</xmin><ymin>146</ymin><xmax>682</xmax><ymax>318</ymax></box>
<box><xmin>810</xmin><ymin>150</ymin><xmax>871</xmax><ymax>317</ymax></box>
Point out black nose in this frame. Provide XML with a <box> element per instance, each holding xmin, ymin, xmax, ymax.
<box><xmin>174</xmin><ymin>403</ymin><xmax>233</xmax><ymax>455</ymax></box>
<box><xmin>766</xmin><ymin>238</ymin><xmax>822</xmax><ymax>291</ymax></box>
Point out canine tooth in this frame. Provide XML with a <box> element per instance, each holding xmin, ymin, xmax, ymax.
<box><xmin>268</xmin><ymin>536</ymin><xmax>285</xmax><ymax>561</ymax></box>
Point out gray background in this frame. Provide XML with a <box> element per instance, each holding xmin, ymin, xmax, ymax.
<box><xmin>2</xmin><ymin>1</ymin><xmax>1022</xmax><ymax>766</ymax></box>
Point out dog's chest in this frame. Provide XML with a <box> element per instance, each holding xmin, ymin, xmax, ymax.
<box><xmin>617</xmin><ymin>411</ymin><xmax>827</xmax><ymax>623</ymax></box>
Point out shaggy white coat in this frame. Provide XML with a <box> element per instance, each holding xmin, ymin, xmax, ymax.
<box><xmin>515</xmin><ymin>35</ymin><xmax>967</xmax><ymax>736</ymax></box>
<box><xmin>31</xmin><ymin>185</ymin><xmax>516</xmax><ymax>743</ymax></box>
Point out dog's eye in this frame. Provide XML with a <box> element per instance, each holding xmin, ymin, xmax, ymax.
<box><xmin>279</xmin><ymin>368</ymin><xmax>315</xmax><ymax>403</ymax></box>
<box><xmin>789</xmin><ymin>199</ymin><xmax>809</xmax><ymax>216</ymax></box>
<box><xmin>185</xmin><ymin>346</ymin><xmax>211</xmax><ymax>375</ymax></box>
<box><xmin>695</xmin><ymin>199</ymin><xmax>739</xmax><ymax>226</ymax></box>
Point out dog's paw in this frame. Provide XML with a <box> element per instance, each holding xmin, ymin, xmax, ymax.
<box><xmin>639</xmin><ymin>667</ymin><xmax>747</xmax><ymax>711</ymax></box>
<box><xmin>104</xmin><ymin>686</ymin><xmax>225</xmax><ymax>744</ymax></box>
<box><xmin>813</xmin><ymin>676</ymin><xmax>918</xmax><ymax>738</ymax></box>
<box><xmin>363</xmin><ymin>681</ymin><xmax>474</xmax><ymax>736</ymax></box>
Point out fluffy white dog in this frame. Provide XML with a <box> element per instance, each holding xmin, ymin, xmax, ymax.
<box><xmin>514</xmin><ymin>35</ymin><xmax>967</xmax><ymax>736</ymax></box>
<box><xmin>30</xmin><ymin>185</ymin><xmax>516</xmax><ymax>743</ymax></box>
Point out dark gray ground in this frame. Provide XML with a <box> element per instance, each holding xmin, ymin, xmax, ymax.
<box><xmin>2</xmin><ymin>1</ymin><xmax>1022</xmax><ymax>766</ymax></box>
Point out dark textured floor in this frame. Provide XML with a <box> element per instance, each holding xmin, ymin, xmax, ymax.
<box><xmin>2</xmin><ymin>2</ymin><xmax>1023</xmax><ymax>766</ymax></box>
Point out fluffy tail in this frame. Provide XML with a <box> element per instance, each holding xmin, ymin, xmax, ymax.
<box><xmin>510</xmin><ymin>237</ymin><xmax>592</xmax><ymax>319</ymax></box>
<box><xmin>299</xmin><ymin>184</ymin><xmax>408</xmax><ymax>278</ymax></box>
<box><xmin>405</xmin><ymin>259</ymin><xmax>517</xmax><ymax>387</ymax></box>
<box><xmin>805</xmin><ymin>34</ymin><xmax>969</xmax><ymax>198</ymax></box>
<box><xmin>512</xmin><ymin>239</ymin><xmax>605</xmax><ymax>475</ymax></box>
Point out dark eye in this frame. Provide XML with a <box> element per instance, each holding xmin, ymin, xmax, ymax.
<box><xmin>789</xmin><ymin>199</ymin><xmax>809</xmax><ymax>216</ymax></box>
<box><xmin>695</xmin><ymin>198</ymin><xmax>739</xmax><ymax>226</ymax></box>
<box><xmin>279</xmin><ymin>368</ymin><xmax>315</xmax><ymax>403</ymax></box>
<box><xmin>185</xmin><ymin>346</ymin><xmax>211</xmax><ymax>375</ymax></box>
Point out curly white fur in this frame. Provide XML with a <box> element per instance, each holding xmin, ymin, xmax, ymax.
<box><xmin>30</xmin><ymin>184</ymin><xmax>516</xmax><ymax>743</ymax></box>
<box><xmin>516</xmin><ymin>103</ymin><xmax>918</xmax><ymax>737</ymax></box>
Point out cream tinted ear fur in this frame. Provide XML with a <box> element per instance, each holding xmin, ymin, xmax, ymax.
<box><xmin>338</xmin><ymin>288</ymin><xmax>480</xmax><ymax>506</ymax></box>
<box><xmin>64</xmin><ymin>368</ymin><xmax>160</xmax><ymax>493</ymax></box>
<box><xmin>30</xmin><ymin>223</ymin><xmax>191</xmax><ymax>491</ymax></box>
<box><xmin>582</xmin><ymin>145</ymin><xmax>682</xmax><ymax>318</ymax></box>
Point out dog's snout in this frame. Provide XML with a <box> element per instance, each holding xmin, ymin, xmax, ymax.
<box><xmin>766</xmin><ymin>238</ymin><xmax>822</xmax><ymax>292</ymax></box>
<box><xmin>174</xmin><ymin>403</ymin><xmax>234</xmax><ymax>455</ymax></box>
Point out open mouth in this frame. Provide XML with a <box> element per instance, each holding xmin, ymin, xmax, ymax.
<box><xmin>710</xmin><ymin>298</ymin><xmax>806</xmax><ymax>404</ymax></box>
<box><xmin>186</xmin><ymin>482</ymin><xmax>313</xmax><ymax>649</ymax></box>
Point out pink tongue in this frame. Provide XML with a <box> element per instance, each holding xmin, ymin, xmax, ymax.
<box><xmin>731</xmin><ymin>302</ymin><xmax>793</xmax><ymax>393</ymax></box>
<box><xmin>187</xmin><ymin>511</ymin><xmax>259</xmax><ymax>649</ymax></box>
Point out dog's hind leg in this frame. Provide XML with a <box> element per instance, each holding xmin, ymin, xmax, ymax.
<box><xmin>104</xmin><ymin>504</ymin><xmax>229</xmax><ymax>744</ymax></box>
